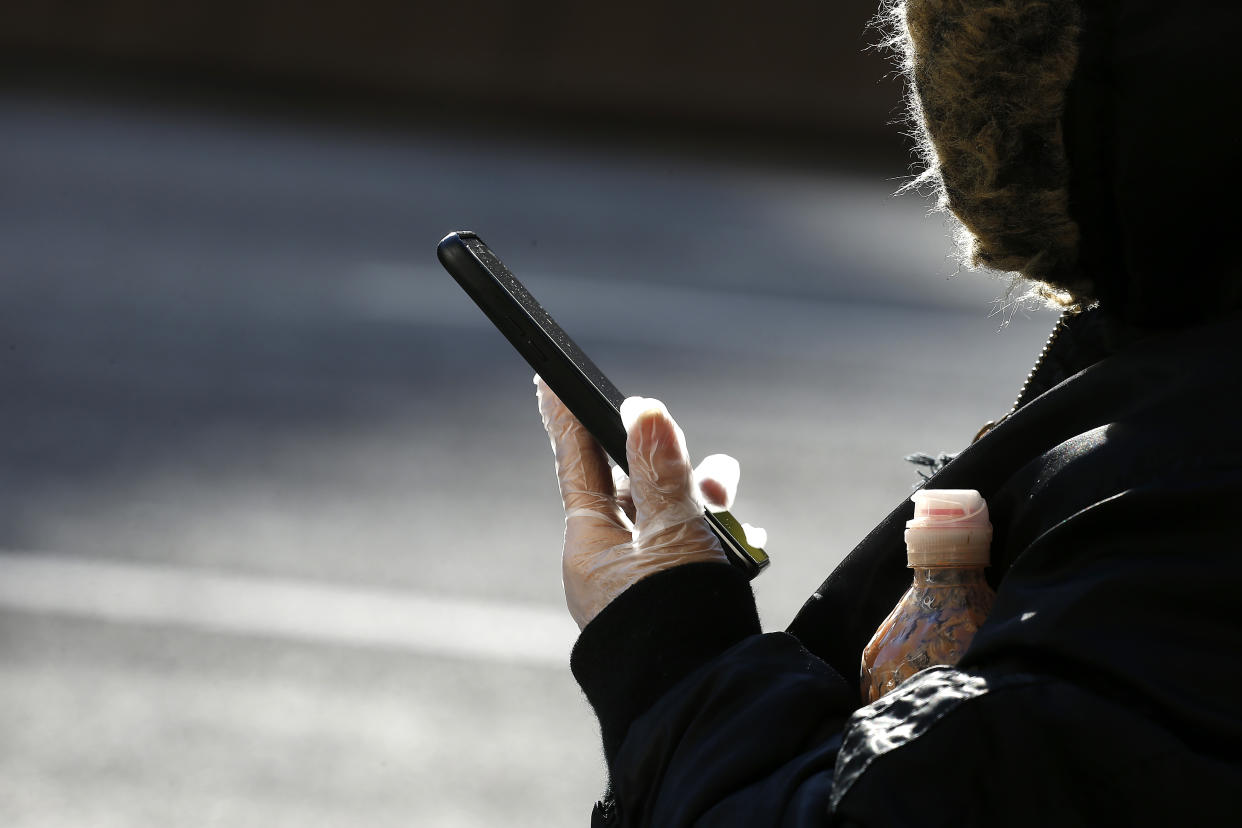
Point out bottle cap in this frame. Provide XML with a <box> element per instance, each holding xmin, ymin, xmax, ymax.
<box><xmin>904</xmin><ymin>489</ymin><xmax>992</xmax><ymax>567</ymax></box>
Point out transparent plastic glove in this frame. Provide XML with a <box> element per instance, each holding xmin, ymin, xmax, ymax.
<box><xmin>535</xmin><ymin>377</ymin><xmax>735</xmax><ymax>629</ymax></box>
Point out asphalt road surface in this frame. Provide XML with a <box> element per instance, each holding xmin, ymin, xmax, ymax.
<box><xmin>0</xmin><ymin>90</ymin><xmax>1058</xmax><ymax>826</ymax></box>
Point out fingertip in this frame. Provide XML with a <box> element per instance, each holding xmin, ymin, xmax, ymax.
<box><xmin>742</xmin><ymin>522</ymin><xmax>768</xmax><ymax>549</ymax></box>
<box><xmin>698</xmin><ymin>453</ymin><xmax>740</xmax><ymax>487</ymax></box>
<box><xmin>699</xmin><ymin>477</ymin><xmax>729</xmax><ymax>510</ymax></box>
<box><xmin>620</xmin><ymin>396</ymin><xmax>670</xmax><ymax>434</ymax></box>
<box><xmin>534</xmin><ymin>374</ymin><xmax>551</xmax><ymax>399</ymax></box>
<box><xmin>619</xmin><ymin>396</ymin><xmax>645</xmax><ymax>433</ymax></box>
<box><xmin>623</xmin><ymin>400</ymin><xmax>682</xmax><ymax>464</ymax></box>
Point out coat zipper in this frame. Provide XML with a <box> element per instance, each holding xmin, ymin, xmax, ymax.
<box><xmin>971</xmin><ymin>310</ymin><xmax>1070</xmax><ymax>444</ymax></box>
<box><xmin>1010</xmin><ymin>310</ymin><xmax>1070</xmax><ymax>414</ymax></box>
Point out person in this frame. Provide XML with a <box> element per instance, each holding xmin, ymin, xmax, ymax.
<box><xmin>534</xmin><ymin>1</ymin><xmax>1242</xmax><ymax>824</ymax></box>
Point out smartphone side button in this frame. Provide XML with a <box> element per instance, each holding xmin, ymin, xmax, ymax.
<box><xmin>502</xmin><ymin>315</ymin><xmax>547</xmax><ymax>361</ymax></box>
<box><xmin>523</xmin><ymin>338</ymin><xmax>547</xmax><ymax>361</ymax></box>
<box><xmin>495</xmin><ymin>314</ymin><xmax>523</xmax><ymax>340</ymax></box>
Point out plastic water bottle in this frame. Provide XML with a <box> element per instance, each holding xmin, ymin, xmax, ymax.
<box><xmin>860</xmin><ymin>489</ymin><xmax>997</xmax><ymax>703</ymax></box>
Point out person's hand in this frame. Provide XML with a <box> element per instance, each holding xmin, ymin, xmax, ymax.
<box><xmin>535</xmin><ymin>377</ymin><xmax>740</xmax><ymax>629</ymax></box>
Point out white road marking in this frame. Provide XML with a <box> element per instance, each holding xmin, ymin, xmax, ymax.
<box><xmin>0</xmin><ymin>551</ymin><xmax>579</xmax><ymax>667</ymax></box>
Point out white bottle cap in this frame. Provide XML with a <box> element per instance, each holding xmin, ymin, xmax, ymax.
<box><xmin>904</xmin><ymin>489</ymin><xmax>992</xmax><ymax>567</ymax></box>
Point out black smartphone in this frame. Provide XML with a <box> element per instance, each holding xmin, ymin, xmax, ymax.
<box><xmin>437</xmin><ymin>230</ymin><xmax>769</xmax><ymax>579</ymax></box>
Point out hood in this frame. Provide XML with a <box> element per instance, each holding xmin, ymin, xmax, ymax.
<box><xmin>896</xmin><ymin>0</ymin><xmax>1242</xmax><ymax>330</ymax></box>
<box><xmin>1063</xmin><ymin>1</ymin><xmax>1242</xmax><ymax>329</ymax></box>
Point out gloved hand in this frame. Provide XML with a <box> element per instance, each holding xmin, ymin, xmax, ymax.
<box><xmin>536</xmin><ymin>377</ymin><xmax>743</xmax><ymax>629</ymax></box>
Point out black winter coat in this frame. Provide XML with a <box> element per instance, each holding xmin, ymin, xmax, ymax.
<box><xmin>570</xmin><ymin>308</ymin><xmax>1242</xmax><ymax>826</ymax></box>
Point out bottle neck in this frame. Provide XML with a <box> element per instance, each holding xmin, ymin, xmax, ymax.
<box><xmin>911</xmin><ymin>566</ymin><xmax>989</xmax><ymax>587</ymax></box>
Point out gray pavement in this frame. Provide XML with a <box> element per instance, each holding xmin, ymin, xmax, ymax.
<box><xmin>0</xmin><ymin>90</ymin><xmax>1058</xmax><ymax>826</ymax></box>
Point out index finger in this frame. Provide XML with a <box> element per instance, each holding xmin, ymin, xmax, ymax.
<box><xmin>535</xmin><ymin>376</ymin><xmax>621</xmax><ymax>513</ymax></box>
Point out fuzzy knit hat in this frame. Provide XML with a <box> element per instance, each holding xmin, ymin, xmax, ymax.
<box><xmin>884</xmin><ymin>0</ymin><xmax>1242</xmax><ymax>328</ymax></box>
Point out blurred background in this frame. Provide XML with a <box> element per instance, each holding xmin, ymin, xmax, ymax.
<box><xmin>0</xmin><ymin>3</ymin><xmax>1058</xmax><ymax>826</ymax></box>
